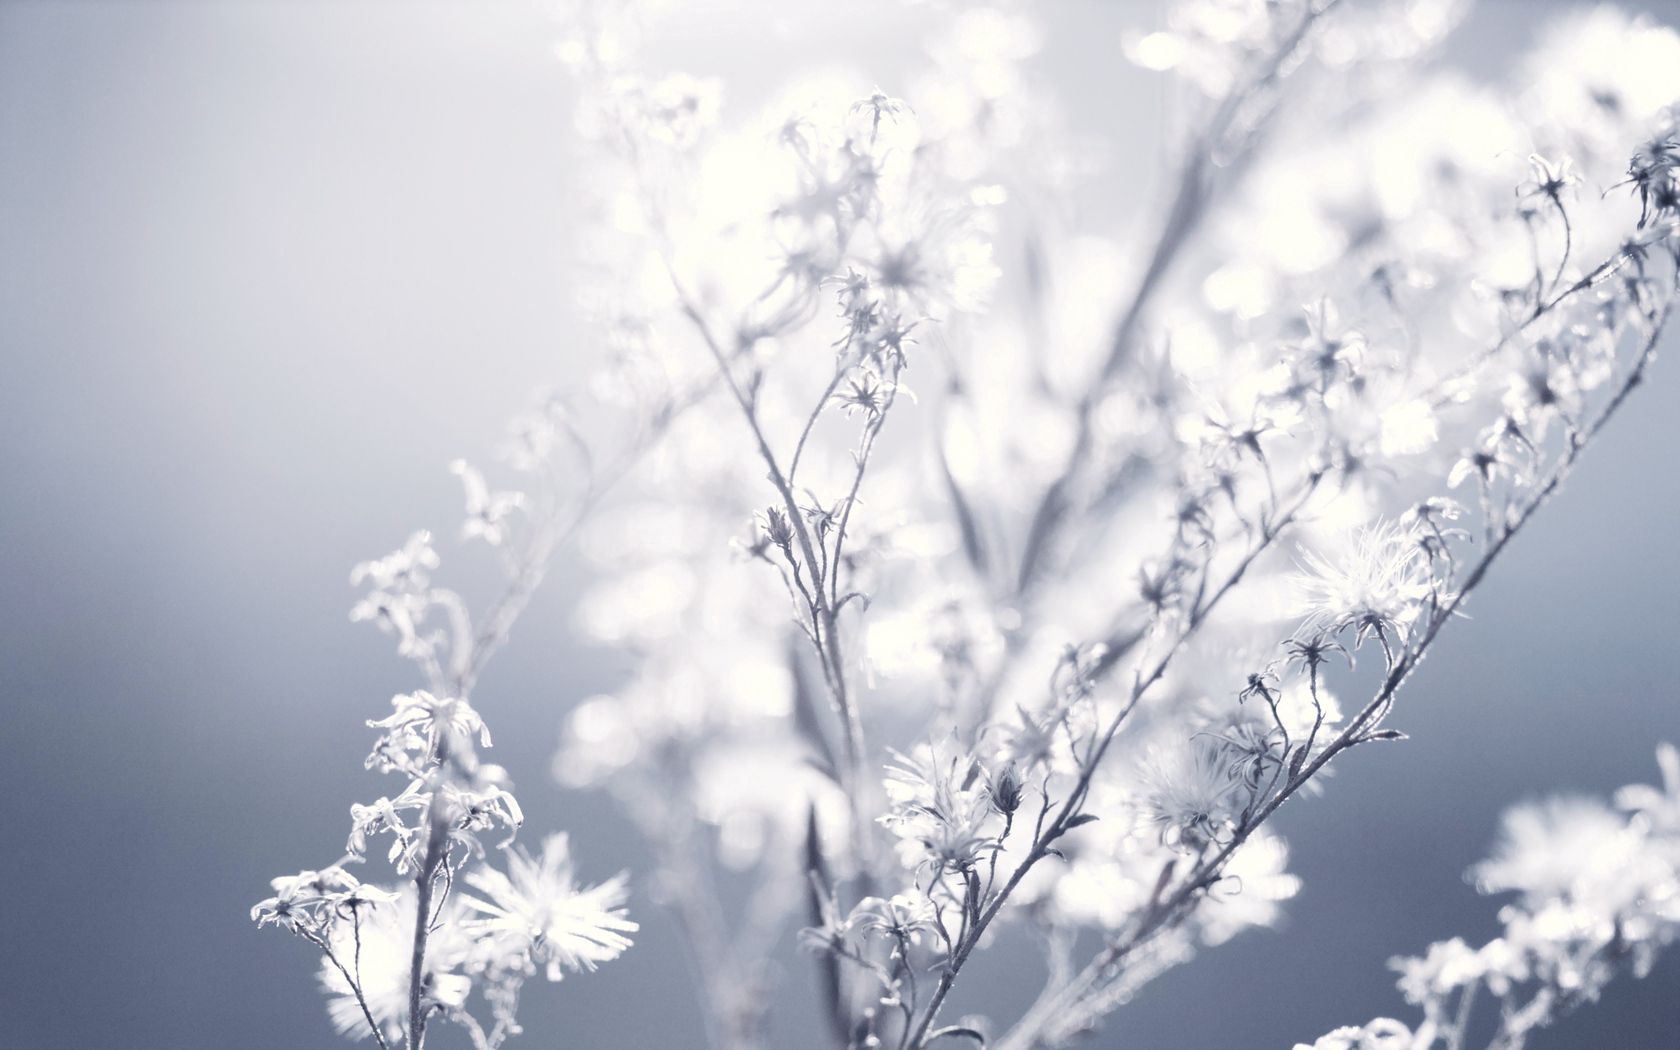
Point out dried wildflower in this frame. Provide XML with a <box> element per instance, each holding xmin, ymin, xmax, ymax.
<box><xmin>833</xmin><ymin>372</ymin><xmax>888</xmax><ymax>420</ymax></box>
<box><xmin>1518</xmin><ymin>153</ymin><xmax>1580</xmax><ymax>206</ymax></box>
<box><xmin>1296</xmin><ymin>299</ymin><xmax>1367</xmax><ymax>394</ymax></box>
<box><xmin>1341</xmin><ymin>746</ymin><xmax>1680</xmax><ymax>1045</ymax></box>
<box><xmin>852</xmin><ymin>892</ymin><xmax>940</xmax><ymax>945</ymax></box>
<box><xmin>1446</xmin><ymin>444</ymin><xmax>1502</xmax><ymax>491</ymax></box>
<box><xmin>1293</xmin><ymin>521</ymin><xmax>1437</xmax><ymax>654</ymax></box>
<box><xmin>367</xmin><ymin>691</ymin><xmax>493</xmax><ymax>769</ymax></box>
<box><xmin>349</xmin><ymin>532</ymin><xmax>443</xmax><ymax>659</ymax></box>
<box><xmin>880</xmin><ymin>739</ymin><xmax>1000</xmax><ymax>874</ymax></box>
<box><xmin>251</xmin><ymin>867</ymin><xmax>369</xmax><ymax>933</ymax></box>
<box><xmin>1137</xmin><ymin>738</ymin><xmax>1245</xmax><ymax>853</ymax></box>
<box><xmin>1625</xmin><ymin>135</ymin><xmax>1680</xmax><ymax>228</ymax></box>
<box><xmin>985</xmin><ymin>761</ymin><xmax>1024</xmax><ymax>816</ymax></box>
<box><xmin>462</xmin><ymin>833</ymin><xmax>638</xmax><ymax>981</ymax></box>
<box><xmin>258</xmin><ymin>4</ymin><xmax>1680</xmax><ymax>1047</ymax></box>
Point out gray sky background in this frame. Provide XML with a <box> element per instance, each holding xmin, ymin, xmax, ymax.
<box><xmin>2</xmin><ymin>2</ymin><xmax>1677</xmax><ymax>1048</ymax></box>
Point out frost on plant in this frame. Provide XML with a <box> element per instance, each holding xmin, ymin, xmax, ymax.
<box><xmin>257</xmin><ymin>0</ymin><xmax>1680</xmax><ymax>1047</ymax></box>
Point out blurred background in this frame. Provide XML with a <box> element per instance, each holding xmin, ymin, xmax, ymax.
<box><xmin>2</xmin><ymin>1</ymin><xmax>1677</xmax><ymax>1047</ymax></box>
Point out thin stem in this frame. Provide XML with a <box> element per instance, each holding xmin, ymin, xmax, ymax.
<box><xmin>791</xmin><ymin>366</ymin><xmax>850</xmax><ymax>484</ymax></box>
<box><xmin>1448</xmin><ymin>978</ymin><xmax>1480</xmax><ymax>1050</ymax></box>
<box><xmin>674</xmin><ymin>291</ymin><xmax>865</xmax><ymax>775</ymax></box>
<box><xmin>829</xmin><ymin>357</ymin><xmax>904</xmax><ymax>608</ymax></box>
<box><xmin>452</xmin><ymin>373</ymin><xmax>718</xmax><ymax>698</ymax></box>
<box><xmin>406</xmin><ymin>801</ymin><xmax>450</xmax><ymax>1050</ymax></box>
<box><xmin>1424</xmin><ymin>251</ymin><xmax>1625</xmax><ymax>411</ymax></box>
<box><xmin>1011</xmin><ymin>0</ymin><xmax>1340</xmax><ymax>598</ymax></box>
<box><xmin>314</xmin><ymin>935</ymin><xmax>393</xmax><ymax>1050</ymax></box>
<box><xmin>903</xmin><ymin>478</ymin><xmax>1320</xmax><ymax>1048</ymax></box>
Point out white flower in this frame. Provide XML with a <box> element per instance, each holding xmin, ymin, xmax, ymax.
<box><xmin>349</xmin><ymin>532</ymin><xmax>442</xmax><ymax>658</ymax></box>
<box><xmin>1390</xmin><ymin>936</ymin><xmax>1484</xmax><ymax>1005</ymax></box>
<box><xmin>462</xmin><ymin>833</ymin><xmax>638</xmax><ymax>981</ymax></box>
<box><xmin>1377</xmin><ymin>397</ymin><xmax>1439</xmax><ymax>458</ymax></box>
<box><xmin>1293</xmin><ymin>1018</ymin><xmax>1413</xmax><ymax>1050</ymax></box>
<box><xmin>880</xmin><ymin>737</ymin><xmax>1000</xmax><ymax>873</ymax></box>
<box><xmin>1293</xmin><ymin>521</ymin><xmax>1437</xmax><ymax>653</ymax></box>
<box><xmin>251</xmin><ymin>866</ymin><xmax>365</xmax><ymax>932</ymax></box>
<box><xmin>1469</xmin><ymin>795</ymin><xmax>1642</xmax><ymax>904</ymax></box>
<box><xmin>350</xmin><ymin>531</ymin><xmax>439</xmax><ymax>593</ymax></box>
<box><xmin>1524</xmin><ymin>9</ymin><xmax>1680</xmax><ymax>137</ymax></box>
<box><xmin>850</xmin><ymin>891</ymin><xmax>941</xmax><ymax>945</ymax></box>
<box><xmin>367</xmin><ymin>691</ymin><xmax>492</xmax><ymax>766</ymax></box>
<box><xmin>1136</xmin><ymin>738</ymin><xmax>1244</xmax><ymax>853</ymax></box>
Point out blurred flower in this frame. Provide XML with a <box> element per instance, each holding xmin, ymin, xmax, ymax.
<box><xmin>449</xmin><ymin>460</ymin><xmax>525</xmax><ymax>547</ymax></box>
<box><xmin>318</xmin><ymin>889</ymin><xmax>472</xmax><ymax>1044</ymax></box>
<box><xmin>1136</xmin><ymin>738</ymin><xmax>1245</xmax><ymax>853</ymax></box>
<box><xmin>1199</xmin><ymin>830</ymin><xmax>1301</xmax><ymax>944</ymax></box>
<box><xmin>1293</xmin><ymin>1018</ymin><xmax>1413</xmax><ymax>1050</ymax></box>
<box><xmin>1469</xmin><ymin>795</ymin><xmax>1640</xmax><ymax>904</ymax></box>
<box><xmin>1617</xmin><ymin>742</ymin><xmax>1680</xmax><ymax>833</ymax></box>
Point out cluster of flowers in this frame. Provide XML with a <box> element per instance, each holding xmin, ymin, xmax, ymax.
<box><xmin>261</xmin><ymin>0</ymin><xmax>1680</xmax><ymax>1047</ymax></box>
<box><xmin>253</xmin><ymin>689</ymin><xmax>635</xmax><ymax>1049</ymax></box>
<box><xmin>1299</xmin><ymin>744</ymin><xmax>1680</xmax><ymax>1049</ymax></box>
<box><xmin>253</xmin><ymin>683</ymin><xmax>636</xmax><ymax>1049</ymax></box>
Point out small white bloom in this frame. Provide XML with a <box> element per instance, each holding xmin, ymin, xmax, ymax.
<box><xmin>1136</xmin><ymin>738</ymin><xmax>1244</xmax><ymax>853</ymax></box>
<box><xmin>462</xmin><ymin>833</ymin><xmax>638</xmax><ymax>982</ymax></box>
<box><xmin>1293</xmin><ymin>521</ymin><xmax>1438</xmax><ymax>653</ymax></box>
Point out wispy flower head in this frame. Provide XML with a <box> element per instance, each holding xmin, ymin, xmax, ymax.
<box><xmin>462</xmin><ymin>833</ymin><xmax>638</xmax><ymax>982</ymax></box>
<box><xmin>880</xmin><ymin>737</ymin><xmax>1000</xmax><ymax>873</ymax></box>
<box><xmin>367</xmin><ymin>691</ymin><xmax>493</xmax><ymax>773</ymax></box>
<box><xmin>1293</xmin><ymin>520</ymin><xmax>1437</xmax><ymax>654</ymax></box>
<box><xmin>1136</xmin><ymin>737</ymin><xmax>1245</xmax><ymax>853</ymax></box>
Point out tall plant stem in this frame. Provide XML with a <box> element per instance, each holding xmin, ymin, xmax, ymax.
<box><xmin>406</xmin><ymin>805</ymin><xmax>450</xmax><ymax>1050</ymax></box>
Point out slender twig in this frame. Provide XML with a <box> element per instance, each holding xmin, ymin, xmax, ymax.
<box><xmin>902</xmin><ymin>477</ymin><xmax>1322</xmax><ymax>1047</ymax></box>
<box><xmin>406</xmin><ymin>794</ymin><xmax>451</xmax><ymax>1050</ymax></box>
<box><xmin>313</xmin><ymin>935</ymin><xmax>393</xmax><ymax>1050</ymax></box>
<box><xmin>451</xmin><ymin>373</ymin><xmax>720</xmax><ymax>698</ymax></box>
<box><xmin>1012</xmin><ymin>0</ymin><xmax>1341</xmax><ymax>597</ymax></box>
<box><xmin>675</xmin><ymin>290</ymin><xmax>865</xmax><ymax>768</ymax></box>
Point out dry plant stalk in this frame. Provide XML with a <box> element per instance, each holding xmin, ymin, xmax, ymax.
<box><xmin>255</xmin><ymin>2</ymin><xmax>1680</xmax><ymax>1048</ymax></box>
